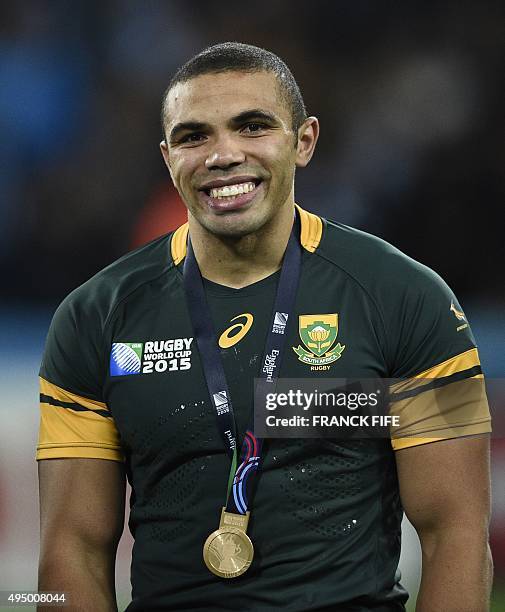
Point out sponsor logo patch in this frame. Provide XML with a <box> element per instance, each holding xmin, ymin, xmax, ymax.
<box><xmin>293</xmin><ymin>314</ymin><xmax>345</xmax><ymax>370</ymax></box>
<box><xmin>450</xmin><ymin>300</ymin><xmax>466</xmax><ymax>321</ymax></box>
<box><xmin>110</xmin><ymin>343</ymin><xmax>143</xmax><ymax>376</ymax></box>
<box><xmin>218</xmin><ymin>313</ymin><xmax>254</xmax><ymax>349</ymax></box>
<box><xmin>110</xmin><ymin>338</ymin><xmax>193</xmax><ymax>376</ymax></box>
<box><xmin>450</xmin><ymin>300</ymin><xmax>469</xmax><ymax>332</ymax></box>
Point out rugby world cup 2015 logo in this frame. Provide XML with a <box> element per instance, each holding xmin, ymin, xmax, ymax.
<box><xmin>293</xmin><ymin>314</ymin><xmax>345</xmax><ymax>367</ymax></box>
<box><xmin>110</xmin><ymin>342</ymin><xmax>143</xmax><ymax>376</ymax></box>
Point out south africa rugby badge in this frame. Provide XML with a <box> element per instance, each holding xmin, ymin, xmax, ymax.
<box><xmin>293</xmin><ymin>314</ymin><xmax>345</xmax><ymax>368</ymax></box>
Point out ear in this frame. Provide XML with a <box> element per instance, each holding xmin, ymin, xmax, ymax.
<box><xmin>160</xmin><ymin>140</ymin><xmax>175</xmax><ymax>182</ymax></box>
<box><xmin>160</xmin><ymin>140</ymin><xmax>170</xmax><ymax>168</ymax></box>
<box><xmin>295</xmin><ymin>117</ymin><xmax>319</xmax><ymax>168</ymax></box>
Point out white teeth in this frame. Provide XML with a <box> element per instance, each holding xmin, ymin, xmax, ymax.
<box><xmin>209</xmin><ymin>181</ymin><xmax>256</xmax><ymax>199</ymax></box>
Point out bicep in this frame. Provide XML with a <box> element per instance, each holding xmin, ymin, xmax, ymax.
<box><xmin>395</xmin><ymin>435</ymin><xmax>491</xmax><ymax>534</ymax></box>
<box><xmin>39</xmin><ymin>458</ymin><xmax>126</xmax><ymax>555</ymax></box>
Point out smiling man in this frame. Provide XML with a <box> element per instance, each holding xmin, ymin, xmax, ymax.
<box><xmin>37</xmin><ymin>43</ymin><xmax>492</xmax><ymax>611</ymax></box>
<box><xmin>160</xmin><ymin>63</ymin><xmax>318</xmax><ymax>289</ymax></box>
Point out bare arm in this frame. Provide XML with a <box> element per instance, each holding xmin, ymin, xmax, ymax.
<box><xmin>38</xmin><ymin>458</ymin><xmax>126</xmax><ymax>612</ymax></box>
<box><xmin>396</xmin><ymin>435</ymin><xmax>492</xmax><ymax>612</ymax></box>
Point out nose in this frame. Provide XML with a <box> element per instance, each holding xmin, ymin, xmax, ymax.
<box><xmin>205</xmin><ymin>135</ymin><xmax>246</xmax><ymax>171</ymax></box>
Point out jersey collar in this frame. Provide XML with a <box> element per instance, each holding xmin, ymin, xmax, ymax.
<box><xmin>170</xmin><ymin>204</ymin><xmax>323</xmax><ymax>266</ymax></box>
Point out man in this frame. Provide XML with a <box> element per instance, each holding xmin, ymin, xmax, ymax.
<box><xmin>37</xmin><ymin>43</ymin><xmax>492</xmax><ymax>611</ymax></box>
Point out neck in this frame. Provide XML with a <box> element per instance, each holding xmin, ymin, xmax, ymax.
<box><xmin>188</xmin><ymin>205</ymin><xmax>295</xmax><ymax>289</ymax></box>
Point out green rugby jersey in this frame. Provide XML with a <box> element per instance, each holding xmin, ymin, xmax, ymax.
<box><xmin>38</xmin><ymin>206</ymin><xmax>490</xmax><ymax>611</ymax></box>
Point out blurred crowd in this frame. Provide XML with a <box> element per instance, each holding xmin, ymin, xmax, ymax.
<box><xmin>1</xmin><ymin>1</ymin><xmax>504</xmax><ymax>599</ymax></box>
<box><xmin>1</xmin><ymin>0</ymin><xmax>504</xmax><ymax>306</ymax></box>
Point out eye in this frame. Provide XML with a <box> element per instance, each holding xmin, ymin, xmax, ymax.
<box><xmin>179</xmin><ymin>133</ymin><xmax>206</xmax><ymax>144</ymax></box>
<box><xmin>242</xmin><ymin>122</ymin><xmax>267</xmax><ymax>134</ymax></box>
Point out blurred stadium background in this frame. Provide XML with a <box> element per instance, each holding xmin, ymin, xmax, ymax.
<box><xmin>0</xmin><ymin>1</ymin><xmax>503</xmax><ymax>610</ymax></box>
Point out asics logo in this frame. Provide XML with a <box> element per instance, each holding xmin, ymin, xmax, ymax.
<box><xmin>218</xmin><ymin>313</ymin><xmax>254</xmax><ymax>348</ymax></box>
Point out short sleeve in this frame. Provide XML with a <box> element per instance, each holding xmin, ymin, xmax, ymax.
<box><xmin>382</xmin><ymin>260</ymin><xmax>491</xmax><ymax>450</ymax></box>
<box><xmin>37</xmin><ymin>292</ymin><xmax>124</xmax><ymax>462</ymax></box>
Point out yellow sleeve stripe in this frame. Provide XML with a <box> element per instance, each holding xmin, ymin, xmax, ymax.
<box><xmin>40</xmin><ymin>377</ymin><xmax>108</xmax><ymax>413</ymax></box>
<box><xmin>392</xmin><ymin>436</ymin><xmax>446</xmax><ymax>451</ymax></box>
<box><xmin>37</xmin><ymin>402</ymin><xmax>124</xmax><ymax>462</ymax></box>
<box><xmin>390</xmin><ymin>348</ymin><xmax>481</xmax><ymax>395</ymax></box>
<box><xmin>169</xmin><ymin>206</ymin><xmax>324</xmax><ymax>265</ymax></box>
<box><xmin>392</xmin><ymin>421</ymin><xmax>492</xmax><ymax>451</ymax></box>
<box><xmin>170</xmin><ymin>222</ymin><xmax>189</xmax><ymax>265</ymax></box>
<box><xmin>36</xmin><ymin>446</ymin><xmax>124</xmax><ymax>462</ymax></box>
<box><xmin>414</xmin><ymin>347</ymin><xmax>480</xmax><ymax>379</ymax></box>
<box><xmin>295</xmin><ymin>204</ymin><xmax>323</xmax><ymax>253</ymax></box>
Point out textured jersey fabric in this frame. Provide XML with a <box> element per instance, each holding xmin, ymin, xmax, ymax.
<box><xmin>37</xmin><ymin>206</ymin><xmax>490</xmax><ymax>611</ymax></box>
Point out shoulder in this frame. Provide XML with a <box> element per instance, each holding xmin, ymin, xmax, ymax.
<box><xmin>316</xmin><ymin>216</ymin><xmax>448</xmax><ymax>299</ymax></box>
<box><xmin>314</xmin><ymin>216</ymin><xmax>473</xmax><ymax>375</ymax></box>
<box><xmin>53</xmin><ymin>232</ymin><xmax>174</xmax><ymax>331</ymax></box>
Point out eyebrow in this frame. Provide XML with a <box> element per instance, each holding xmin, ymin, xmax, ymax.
<box><xmin>169</xmin><ymin>121</ymin><xmax>206</xmax><ymax>143</ymax></box>
<box><xmin>230</xmin><ymin>109</ymin><xmax>279</xmax><ymax>125</ymax></box>
<box><xmin>168</xmin><ymin>109</ymin><xmax>280</xmax><ymax>143</ymax></box>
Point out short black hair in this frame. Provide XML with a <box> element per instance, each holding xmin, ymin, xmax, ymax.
<box><xmin>161</xmin><ymin>42</ymin><xmax>307</xmax><ymax>140</ymax></box>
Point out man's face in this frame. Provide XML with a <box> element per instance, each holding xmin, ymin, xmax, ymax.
<box><xmin>161</xmin><ymin>71</ymin><xmax>302</xmax><ymax>238</ymax></box>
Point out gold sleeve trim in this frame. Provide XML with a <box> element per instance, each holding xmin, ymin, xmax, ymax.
<box><xmin>38</xmin><ymin>383</ymin><xmax>124</xmax><ymax>461</ymax></box>
<box><xmin>414</xmin><ymin>347</ymin><xmax>480</xmax><ymax>380</ymax></box>
<box><xmin>36</xmin><ymin>446</ymin><xmax>124</xmax><ymax>462</ymax></box>
<box><xmin>295</xmin><ymin>204</ymin><xmax>323</xmax><ymax>253</ymax></box>
<box><xmin>392</xmin><ymin>421</ymin><xmax>492</xmax><ymax>451</ymax></box>
<box><xmin>170</xmin><ymin>223</ymin><xmax>189</xmax><ymax>265</ymax></box>
<box><xmin>390</xmin><ymin>348</ymin><xmax>481</xmax><ymax>395</ymax></box>
<box><xmin>392</xmin><ymin>436</ymin><xmax>446</xmax><ymax>451</ymax></box>
<box><xmin>40</xmin><ymin>377</ymin><xmax>108</xmax><ymax>412</ymax></box>
<box><xmin>390</xmin><ymin>374</ymin><xmax>491</xmax><ymax>445</ymax></box>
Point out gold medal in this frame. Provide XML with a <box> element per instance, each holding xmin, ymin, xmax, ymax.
<box><xmin>203</xmin><ymin>507</ymin><xmax>254</xmax><ymax>578</ymax></box>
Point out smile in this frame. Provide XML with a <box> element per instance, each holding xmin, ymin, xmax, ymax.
<box><xmin>209</xmin><ymin>181</ymin><xmax>256</xmax><ymax>199</ymax></box>
<box><xmin>199</xmin><ymin>177</ymin><xmax>263</xmax><ymax>212</ymax></box>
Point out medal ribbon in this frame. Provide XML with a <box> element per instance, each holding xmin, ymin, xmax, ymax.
<box><xmin>183</xmin><ymin>215</ymin><xmax>301</xmax><ymax>515</ymax></box>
